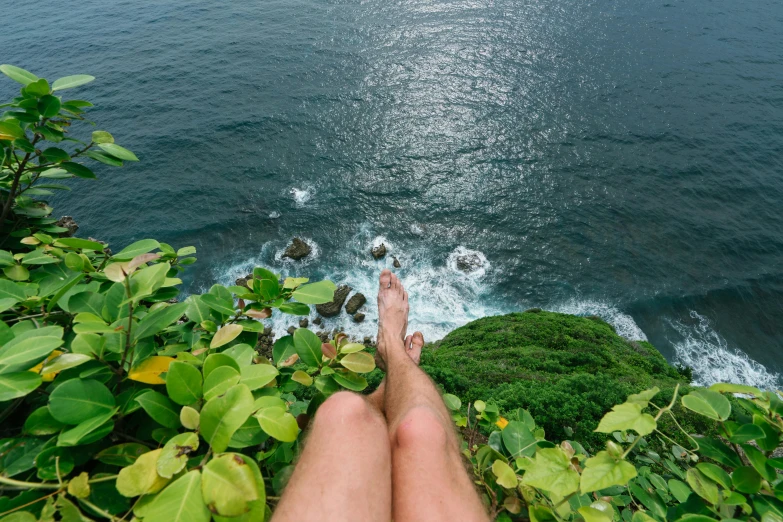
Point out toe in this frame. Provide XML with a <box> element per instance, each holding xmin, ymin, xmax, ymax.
<box><xmin>411</xmin><ymin>331</ymin><xmax>424</xmax><ymax>349</ymax></box>
<box><xmin>379</xmin><ymin>269</ymin><xmax>392</xmax><ymax>289</ymax></box>
<box><xmin>404</xmin><ymin>335</ymin><xmax>412</xmax><ymax>350</ymax></box>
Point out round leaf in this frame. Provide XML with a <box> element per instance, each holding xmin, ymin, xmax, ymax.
<box><xmin>129</xmin><ymin>356</ymin><xmax>174</xmax><ymax>385</ymax></box>
<box><xmin>255</xmin><ymin>406</ymin><xmax>299</xmax><ymax>442</ymax></box>
<box><xmin>202</xmin><ymin>453</ymin><xmax>260</xmax><ymax>517</ymax></box>
<box><xmin>157</xmin><ymin>432</ymin><xmax>199</xmax><ymax>478</ymax></box>
<box><xmin>142</xmin><ymin>470</ymin><xmax>210</xmax><ymax>522</ymax></box>
<box><xmin>211</xmin><ymin>324</ymin><xmax>243</xmax><ymax>349</ymax></box>
<box><xmin>339</xmin><ymin>352</ymin><xmax>375</xmax><ymax>373</ymax></box>
<box><xmin>166</xmin><ymin>361</ymin><xmax>203</xmax><ymax>405</ymax></box>
<box><xmin>49</xmin><ymin>379</ymin><xmax>115</xmax><ymax>424</ymax></box>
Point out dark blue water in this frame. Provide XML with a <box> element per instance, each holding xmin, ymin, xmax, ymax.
<box><xmin>4</xmin><ymin>0</ymin><xmax>783</xmax><ymax>387</ymax></box>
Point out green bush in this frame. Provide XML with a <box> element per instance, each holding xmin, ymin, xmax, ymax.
<box><xmin>420</xmin><ymin>310</ymin><xmax>690</xmax><ymax>446</ymax></box>
<box><xmin>0</xmin><ymin>65</ymin><xmax>378</xmax><ymax>521</ymax></box>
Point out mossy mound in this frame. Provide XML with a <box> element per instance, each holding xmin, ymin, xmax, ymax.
<box><xmin>420</xmin><ymin>310</ymin><xmax>692</xmax><ymax>447</ymax></box>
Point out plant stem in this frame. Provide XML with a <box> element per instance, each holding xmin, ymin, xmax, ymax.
<box><xmin>0</xmin><ymin>132</ymin><xmax>41</xmax><ymax>225</ymax></box>
<box><xmin>0</xmin><ymin>475</ymin><xmax>62</xmax><ymax>490</ymax></box>
<box><xmin>622</xmin><ymin>384</ymin><xmax>680</xmax><ymax>459</ymax></box>
<box><xmin>118</xmin><ymin>277</ymin><xmax>134</xmax><ymax>376</ymax></box>
<box><xmin>80</xmin><ymin>497</ymin><xmax>117</xmax><ymax>520</ymax></box>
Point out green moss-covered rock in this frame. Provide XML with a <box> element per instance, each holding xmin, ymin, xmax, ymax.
<box><xmin>420</xmin><ymin>310</ymin><xmax>691</xmax><ymax>447</ymax></box>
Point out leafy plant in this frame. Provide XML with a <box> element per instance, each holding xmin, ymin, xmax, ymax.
<box><xmin>0</xmin><ymin>66</ymin><xmax>378</xmax><ymax>521</ymax></box>
<box><xmin>448</xmin><ymin>382</ymin><xmax>783</xmax><ymax>522</ymax></box>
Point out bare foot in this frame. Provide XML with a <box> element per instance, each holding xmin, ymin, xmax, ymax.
<box><xmin>403</xmin><ymin>331</ymin><xmax>425</xmax><ymax>366</ymax></box>
<box><xmin>376</xmin><ymin>269</ymin><xmax>409</xmax><ymax>370</ymax></box>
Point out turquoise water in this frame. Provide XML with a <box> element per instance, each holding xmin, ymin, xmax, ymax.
<box><xmin>3</xmin><ymin>0</ymin><xmax>782</xmax><ymax>387</ymax></box>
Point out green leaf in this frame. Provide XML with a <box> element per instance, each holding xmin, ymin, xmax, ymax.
<box><xmin>116</xmin><ymin>449</ymin><xmax>170</xmax><ymax>497</ymax></box>
<box><xmin>157</xmin><ymin>432</ymin><xmax>199</xmax><ymax>478</ymax></box>
<box><xmin>681</xmin><ymin>389</ymin><xmax>731</xmax><ymax>421</ymax></box>
<box><xmin>521</xmin><ymin>447</ymin><xmax>580</xmax><ymax>497</ymax></box>
<box><xmin>580</xmin><ymin>450</ymin><xmax>637</xmax><ymax>493</ymax></box>
<box><xmin>181</xmin><ymin>406</ymin><xmax>200</xmax><ymax>430</ymax></box>
<box><xmin>211</xmin><ymin>324</ymin><xmax>243</xmax><ymax>349</ymax></box>
<box><xmin>626</xmin><ymin>387</ymin><xmax>660</xmax><ymax>406</ymax></box>
<box><xmin>667</xmin><ymin>479</ymin><xmax>692</xmax><ymax>503</ymax></box>
<box><xmin>202</xmin><ymin>453</ymin><xmax>260</xmax><ymax>516</ymax></box>
<box><xmin>203</xmin><ymin>353</ymin><xmax>241</xmax><ymax>379</ymax></box>
<box><xmin>0</xmin><ymin>372</ymin><xmax>41</xmax><ymax>401</ymax></box>
<box><xmin>113</xmin><ymin>239</ymin><xmax>160</xmax><ymax>261</ymax></box>
<box><xmin>97</xmin><ymin>142</ymin><xmax>139</xmax><ymax>161</ymax></box>
<box><xmin>443</xmin><ymin>393</ymin><xmax>461</xmax><ymax>411</ymax></box>
<box><xmin>129</xmin><ymin>262</ymin><xmax>169</xmax><ymax>300</ymax></box>
<box><xmin>57</xmin><ymin>409</ymin><xmax>116</xmax><ymax>446</ymax></box>
<box><xmin>48</xmin><ymin>378</ymin><xmax>115</xmax><ymax>424</ymax></box>
<box><xmin>185</xmin><ymin>295</ymin><xmax>212</xmax><ymax>323</ymax></box>
<box><xmin>732</xmin><ymin>466</ymin><xmax>762</xmax><ymax>494</ymax></box>
<box><xmin>709</xmin><ymin>382</ymin><xmax>761</xmax><ymax>395</ymax></box>
<box><xmin>200</xmin><ymin>384</ymin><xmax>255</xmax><ymax>453</ymax></box>
<box><xmin>203</xmin><ymin>366</ymin><xmax>241</xmax><ymax>401</ymax></box>
<box><xmin>291</xmin><ymin>280</ymin><xmax>336</xmax><ymax>304</ymax></box>
<box><xmin>628</xmin><ymin>481</ymin><xmax>667</xmax><ymax>519</ymax></box>
<box><xmin>595</xmin><ymin>402</ymin><xmax>656</xmax><ymax>436</ymax></box>
<box><xmin>96</xmin><ymin>443</ymin><xmax>149</xmax><ymax>466</ymax></box>
<box><xmin>135</xmin><ymin>391</ymin><xmax>180</xmax><ymax>428</ymax></box>
<box><xmin>38</xmin><ymin>95</ymin><xmax>61</xmax><ymax>118</ymax></box>
<box><xmin>331</xmin><ymin>370</ymin><xmax>368</xmax><ymax>391</ymax></box>
<box><xmin>85</xmin><ymin>149</ymin><xmax>123</xmax><ymax>166</ymax></box>
<box><xmin>293</xmin><ymin>328</ymin><xmax>322</xmax><ymax>367</ymax></box>
<box><xmin>686</xmin><ymin>468</ymin><xmax>719</xmax><ymax>505</ymax></box>
<box><xmin>501</xmin><ymin>421</ymin><xmax>538</xmax><ymax>458</ymax></box>
<box><xmin>728</xmin><ymin>422</ymin><xmax>767</xmax><ymax>444</ymax></box>
<box><xmin>0</xmin><ymin>121</ymin><xmax>24</xmax><ymax>140</ymax></box>
<box><xmin>578</xmin><ymin>503</ymin><xmax>613</xmax><ymax>522</ymax></box>
<box><xmin>252</xmin><ymin>267</ymin><xmax>280</xmax><ymax>300</ymax></box>
<box><xmin>240</xmin><ymin>364</ymin><xmax>279</xmax><ymax>391</ymax></box>
<box><xmin>143</xmin><ymin>470</ymin><xmax>210</xmax><ymax>522</ymax></box>
<box><xmin>0</xmin><ymin>326</ymin><xmax>63</xmax><ymax>374</ymax></box>
<box><xmin>695</xmin><ymin>462</ymin><xmax>732</xmax><ymax>489</ymax></box>
<box><xmin>200</xmin><ymin>293</ymin><xmax>235</xmax><ymax>316</ymax></box>
<box><xmin>698</xmin><ymin>437</ymin><xmax>743</xmax><ymax>468</ymax></box>
<box><xmin>272</xmin><ymin>335</ymin><xmax>296</xmax><ymax>366</ymax></box>
<box><xmin>24</xmin><ymin>407</ymin><xmax>66</xmax><ymax>436</ymax></box>
<box><xmin>60</xmin><ymin>161</ymin><xmax>96</xmax><ymax>179</ymax></box>
<box><xmin>340</xmin><ymin>351</ymin><xmax>375</xmax><ymax>373</ymax></box>
<box><xmin>742</xmin><ymin>443</ymin><xmax>776</xmax><ymax>481</ymax></box>
<box><xmin>491</xmin><ymin>459</ymin><xmax>518</xmax><ymax>488</ymax></box>
<box><xmin>0</xmin><ymin>64</ymin><xmax>38</xmax><ymax>85</ymax></box>
<box><xmin>166</xmin><ymin>361</ymin><xmax>203</xmax><ymax>405</ymax></box>
<box><xmin>54</xmin><ymin>237</ymin><xmax>105</xmax><ymax>251</ymax></box>
<box><xmin>133</xmin><ymin>302</ymin><xmax>188</xmax><ymax>341</ymax></box>
<box><xmin>41</xmin><ymin>353</ymin><xmax>91</xmax><ymax>374</ymax></box>
<box><xmin>91</xmin><ymin>130</ymin><xmax>114</xmax><ymax>144</ymax></box>
<box><xmin>52</xmin><ymin>75</ymin><xmax>95</xmax><ymax>91</ymax></box>
<box><xmin>255</xmin><ymin>406</ymin><xmax>299</xmax><ymax>442</ymax></box>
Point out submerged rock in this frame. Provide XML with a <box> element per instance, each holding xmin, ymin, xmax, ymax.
<box><xmin>455</xmin><ymin>251</ymin><xmax>484</xmax><ymax>273</ymax></box>
<box><xmin>299</xmin><ymin>318</ymin><xmax>309</xmax><ymax>328</ymax></box>
<box><xmin>353</xmin><ymin>312</ymin><xmax>365</xmax><ymax>323</ymax></box>
<box><xmin>283</xmin><ymin>238</ymin><xmax>311</xmax><ymax>260</ymax></box>
<box><xmin>235</xmin><ymin>274</ymin><xmax>253</xmax><ymax>289</ymax></box>
<box><xmin>313</xmin><ymin>317</ymin><xmax>323</xmax><ymax>326</ymax></box>
<box><xmin>392</xmin><ymin>256</ymin><xmax>401</xmax><ymax>268</ymax></box>
<box><xmin>56</xmin><ymin>216</ymin><xmax>78</xmax><ymax>237</ymax></box>
<box><xmin>371</xmin><ymin>243</ymin><xmax>387</xmax><ymax>259</ymax></box>
<box><xmin>345</xmin><ymin>293</ymin><xmax>366</xmax><ymax>315</ymax></box>
<box><xmin>315</xmin><ymin>285</ymin><xmax>351</xmax><ymax>317</ymax></box>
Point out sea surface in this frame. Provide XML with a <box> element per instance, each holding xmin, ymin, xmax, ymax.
<box><xmin>3</xmin><ymin>0</ymin><xmax>782</xmax><ymax>388</ymax></box>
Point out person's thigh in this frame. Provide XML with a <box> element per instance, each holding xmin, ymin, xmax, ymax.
<box><xmin>272</xmin><ymin>392</ymin><xmax>392</xmax><ymax>522</ymax></box>
<box><xmin>391</xmin><ymin>406</ymin><xmax>489</xmax><ymax>522</ymax></box>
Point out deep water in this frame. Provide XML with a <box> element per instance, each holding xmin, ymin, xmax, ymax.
<box><xmin>3</xmin><ymin>0</ymin><xmax>782</xmax><ymax>387</ymax></box>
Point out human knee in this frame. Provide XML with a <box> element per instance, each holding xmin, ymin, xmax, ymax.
<box><xmin>316</xmin><ymin>391</ymin><xmax>377</xmax><ymax>426</ymax></box>
<box><xmin>393</xmin><ymin>406</ymin><xmax>449</xmax><ymax>450</ymax></box>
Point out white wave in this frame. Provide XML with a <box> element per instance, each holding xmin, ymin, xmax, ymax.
<box><xmin>669</xmin><ymin>311</ymin><xmax>780</xmax><ymax>389</ymax></box>
<box><xmin>548</xmin><ymin>300</ymin><xmax>648</xmax><ymax>341</ymax></box>
<box><xmin>290</xmin><ymin>188</ymin><xmax>312</xmax><ymax>207</ymax></box>
<box><xmin>410</xmin><ymin>224</ymin><xmax>424</xmax><ymax>236</ymax></box>
<box><xmin>268</xmin><ymin>211</ymin><xmax>281</xmax><ymax>219</ymax></box>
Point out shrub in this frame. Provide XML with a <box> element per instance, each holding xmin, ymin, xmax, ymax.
<box><xmin>0</xmin><ymin>66</ymin><xmax>378</xmax><ymax>521</ymax></box>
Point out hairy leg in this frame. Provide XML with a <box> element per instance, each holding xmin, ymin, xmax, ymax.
<box><xmin>271</xmin><ymin>392</ymin><xmax>392</xmax><ymax>522</ymax></box>
<box><xmin>367</xmin><ymin>334</ymin><xmax>423</xmax><ymax>413</ymax></box>
<box><xmin>376</xmin><ymin>270</ymin><xmax>489</xmax><ymax>522</ymax></box>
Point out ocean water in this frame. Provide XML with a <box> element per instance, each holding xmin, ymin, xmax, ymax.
<box><xmin>3</xmin><ymin>0</ymin><xmax>782</xmax><ymax>388</ymax></box>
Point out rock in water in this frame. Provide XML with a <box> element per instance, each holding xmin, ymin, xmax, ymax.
<box><xmin>313</xmin><ymin>317</ymin><xmax>323</xmax><ymax>326</ymax></box>
<box><xmin>235</xmin><ymin>274</ymin><xmax>253</xmax><ymax>288</ymax></box>
<box><xmin>315</xmin><ymin>285</ymin><xmax>351</xmax><ymax>317</ymax></box>
<box><xmin>455</xmin><ymin>252</ymin><xmax>484</xmax><ymax>273</ymax></box>
<box><xmin>345</xmin><ymin>293</ymin><xmax>367</xmax><ymax>315</ymax></box>
<box><xmin>283</xmin><ymin>238</ymin><xmax>311</xmax><ymax>260</ymax></box>
<box><xmin>56</xmin><ymin>216</ymin><xmax>79</xmax><ymax>237</ymax></box>
<box><xmin>392</xmin><ymin>256</ymin><xmax>401</xmax><ymax>268</ymax></box>
<box><xmin>371</xmin><ymin>243</ymin><xmax>387</xmax><ymax>259</ymax></box>
<box><xmin>353</xmin><ymin>313</ymin><xmax>365</xmax><ymax>323</ymax></box>
<box><xmin>299</xmin><ymin>318</ymin><xmax>309</xmax><ymax>328</ymax></box>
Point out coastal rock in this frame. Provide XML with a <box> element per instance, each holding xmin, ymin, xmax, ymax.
<box><xmin>371</xmin><ymin>243</ymin><xmax>387</xmax><ymax>259</ymax></box>
<box><xmin>315</xmin><ymin>285</ymin><xmax>351</xmax><ymax>317</ymax></box>
<box><xmin>88</xmin><ymin>237</ymin><xmax>111</xmax><ymax>256</ymax></box>
<box><xmin>455</xmin><ymin>251</ymin><xmax>484</xmax><ymax>273</ymax></box>
<box><xmin>235</xmin><ymin>274</ymin><xmax>253</xmax><ymax>289</ymax></box>
<box><xmin>287</xmin><ymin>326</ymin><xmax>296</xmax><ymax>335</ymax></box>
<box><xmin>353</xmin><ymin>313</ymin><xmax>365</xmax><ymax>323</ymax></box>
<box><xmin>317</xmin><ymin>331</ymin><xmax>329</xmax><ymax>342</ymax></box>
<box><xmin>345</xmin><ymin>293</ymin><xmax>366</xmax><ymax>315</ymax></box>
<box><xmin>283</xmin><ymin>238</ymin><xmax>311</xmax><ymax>260</ymax></box>
<box><xmin>393</xmin><ymin>256</ymin><xmax>401</xmax><ymax>268</ymax></box>
<box><xmin>56</xmin><ymin>216</ymin><xmax>78</xmax><ymax>237</ymax></box>
<box><xmin>313</xmin><ymin>317</ymin><xmax>322</xmax><ymax>326</ymax></box>
<box><xmin>299</xmin><ymin>318</ymin><xmax>309</xmax><ymax>328</ymax></box>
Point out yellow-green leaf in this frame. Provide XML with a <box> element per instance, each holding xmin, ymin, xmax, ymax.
<box><xmin>211</xmin><ymin>324</ymin><xmax>243</xmax><ymax>349</ymax></box>
<box><xmin>339</xmin><ymin>351</ymin><xmax>375</xmax><ymax>373</ymax></box>
<box><xmin>521</xmin><ymin>447</ymin><xmax>580</xmax><ymax>497</ymax></box>
<box><xmin>116</xmin><ymin>449</ymin><xmax>170</xmax><ymax>497</ymax></box>
<box><xmin>202</xmin><ymin>453</ymin><xmax>260</xmax><ymax>517</ymax></box>
<box><xmin>129</xmin><ymin>356</ymin><xmax>175</xmax><ymax>385</ymax></box>
<box><xmin>492</xmin><ymin>459</ymin><xmax>518</xmax><ymax>488</ymax></box>
<box><xmin>580</xmin><ymin>450</ymin><xmax>637</xmax><ymax>493</ymax></box>
<box><xmin>595</xmin><ymin>402</ymin><xmax>656</xmax><ymax>436</ymax></box>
